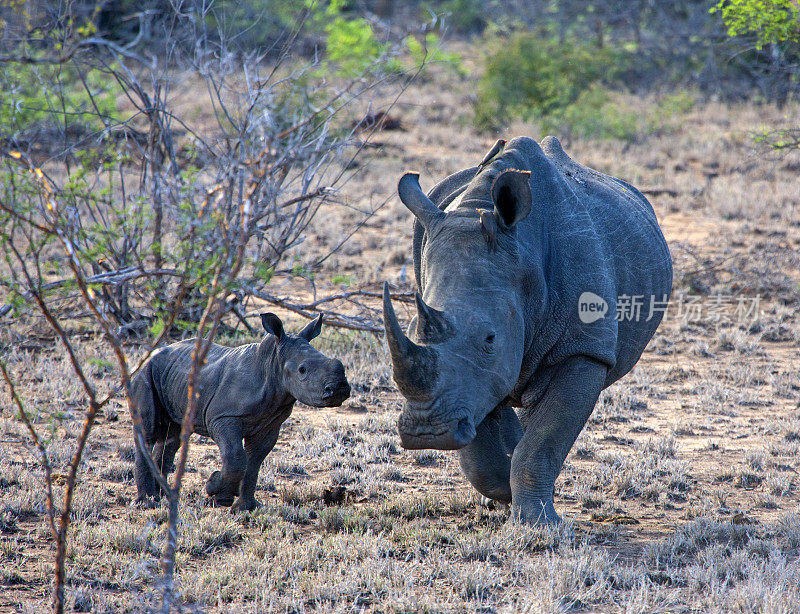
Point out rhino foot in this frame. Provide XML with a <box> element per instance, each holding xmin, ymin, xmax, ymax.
<box><xmin>231</xmin><ymin>497</ymin><xmax>262</xmax><ymax>514</ymax></box>
<box><xmin>131</xmin><ymin>495</ymin><xmax>160</xmax><ymax>510</ymax></box>
<box><xmin>206</xmin><ymin>472</ymin><xmax>234</xmax><ymax>507</ymax></box>
<box><xmin>479</xmin><ymin>496</ymin><xmax>510</xmax><ymax>510</ymax></box>
<box><xmin>205</xmin><ymin>470</ymin><xmax>223</xmax><ymax>496</ymax></box>
<box><xmin>510</xmin><ymin>499</ymin><xmax>561</xmax><ymax>526</ymax></box>
<box><xmin>205</xmin><ymin>493</ymin><xmax>234</xmax><ymax>507</ymax></box>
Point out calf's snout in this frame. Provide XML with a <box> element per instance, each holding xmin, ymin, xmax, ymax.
<box><xmin>321</xmin><ymin>359</ymin><xmax>350</xmax><ymax>404</ymax></box>
<box><xmin>333</xmin><ymin>358</ymin><xmax>346</xmax><ymax>377</ymax></box>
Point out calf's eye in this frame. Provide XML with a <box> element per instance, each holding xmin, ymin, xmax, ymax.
<box><xmin>298</xmin><ymin>364</ymin><xmax>307</xmax><ymax>375</ymax></box>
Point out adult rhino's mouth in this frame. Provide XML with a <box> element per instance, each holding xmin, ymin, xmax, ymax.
<box><xmin>397</xmin><ymin>407</ymin><xmax>476</xmax><ymax>450</ymax></box>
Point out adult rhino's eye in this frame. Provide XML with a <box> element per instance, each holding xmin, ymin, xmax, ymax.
<box><xmin>485</xmin><ymin>333</ymin><xmax>495</xmax><ymax>344</ymax></box>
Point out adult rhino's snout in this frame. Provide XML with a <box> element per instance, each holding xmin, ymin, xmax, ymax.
<box><xmin>383</xmin><ymin>283</ymin><xmax>475</xmax><ymax>449</ymax></box>
<box><xmin>398</xmin><ymin>409</ymin><xmax>476</xmax><ymax>450</ymax></box>
<box><xmin>382</xmin><ymin>282</ymin><xmax>439</xmax><ymax>403</ymax></box>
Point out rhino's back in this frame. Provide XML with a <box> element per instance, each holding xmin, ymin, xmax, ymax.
<box><xmin>419</xmin><ymin>136</ymin><xmax>672</xmax><ymax>388</ymax></box>
<box><xmin>538</xmin><ymin>137</ymin><xmax>672</xmax><ymax>384</ymax></box>
<box><xmin>148</xmin><ymin>340</ymin><xmax>260</xmax><ymax>428</ymax></box>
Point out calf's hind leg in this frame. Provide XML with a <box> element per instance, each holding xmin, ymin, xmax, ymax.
<box><xmin>152</xmin><ymin>423</ymin><xmax>181</xmax><ymax>498</ymax></box>
<box><xmin>458</xmin><ymin>406</ymin><xmax>523</xmax><ymax>504</ymax></box>
<box><xmin>130</xmin><ymin>368</ymin><xmax>162</xmax><ymax>507</ymax></box>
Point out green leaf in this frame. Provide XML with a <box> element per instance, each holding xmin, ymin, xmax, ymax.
<box><xmin>149</xmin><ymin>318</ymin><xmax>165</xmax><ymax>339</ymax></box>
<box><xmin>331</xmin><ymin>274</ymin><xmax>353</xmax><ymax>286</ymax></box>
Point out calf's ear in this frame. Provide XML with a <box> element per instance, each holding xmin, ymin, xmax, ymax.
<box><xmin>491</xmin><ymin>169</ymin><xmax>531</xmax><ymax>229</ymax></box>
<box><xmin>298</xmin><ymin>313</ymin><xmax>323</xmax><ymax>342</ymax></box>
<box><xmin>261</xmin><ymin>313</ymin><xmax>285</xmax><ymax>340</ymax></box>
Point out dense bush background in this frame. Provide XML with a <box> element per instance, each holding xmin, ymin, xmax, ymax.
<box><xmin>4</xmin><ymin>0</ymin><xmax>795</xmax><ymax>140</ymax></box>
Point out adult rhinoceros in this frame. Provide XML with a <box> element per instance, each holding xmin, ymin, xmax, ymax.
<box><xmin>383</xmin><ymin>136</ymin><xmax>672</xmax><ymax>524</ymax></box>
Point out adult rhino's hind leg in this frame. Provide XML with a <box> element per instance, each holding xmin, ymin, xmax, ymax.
<box><xmin>458</xmin><ymin>406</ymin><xmax>523</xmax><ymax>504</ymax></box>
<box><xmin>511</xmin><ymin>356</ymin><xmax>606</xmax><ymax>525</ymax></box>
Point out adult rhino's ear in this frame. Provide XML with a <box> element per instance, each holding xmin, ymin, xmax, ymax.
<box><xmin>491</xmin><ymin>169</ymin><xmax>532</xmax><ymax>229</ymax></box>
<box><xmin>298</xmin><ymin>313</ymin><xmax>323</xmax><ymax>342</ymax></box>
<box><xmin>261</xmin><ymin>313</ymin><xmax>284</xmax><ymax>340</ymax></box>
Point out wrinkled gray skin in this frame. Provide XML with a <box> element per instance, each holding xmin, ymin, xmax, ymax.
<box><xmin>131</xmin><ymin>313</ymin><xmax>350</xmax><ymax>511</ymax></box>
<box><xmin>383</xmin><ymin>136</ymin><xmax>672</xmax><ymax>525</ymax></box>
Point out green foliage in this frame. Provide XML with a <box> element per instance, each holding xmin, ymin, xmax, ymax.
<box><xmin>475</xmin><ymin>32</ymin><xmax>627</xmax><ymax>131</ymax></box>
<box><xmin>331</xmin><ymin>274</ymin><xmax>353</xmax><ymax>286</ymax></box>
<box><xmin>711</xmin><ymin>0</ymin><xmax>800</xmax><ymax>48</ymax></box>
<box><xmin>149</xmin><ymin>317</ymin><xmax>166</xmax><ymax>338</ymax></box>
<box><xmin>204</xmin><ymin>0</ymin><xmax>300</xmax><ymax>50</ymax></box>
<box><xmin>405</xmin><ymin>32</ymin><xmax>464</xmax><ymax>74</ymax></box>
<box><xmin>753</xmin><ymin>127</ymin><xmax>800</xmax><ymax>150</ymax></box>
<box><xmin>656</xmin><ymin>91</ymin><xmax>696</xmax><ymax>119</ymax></box>
<box><xmin>712</xmin><ymin>1</ymin><xmax>800</xmax><ymax>148</ymax></box>
<box><xmin>324</xmin><ymin>14</ymin><xmax>398</xmax><ymax>76</ymax></box>
<box><xmin>539</xmin><ymin>87</ymin><xmax>639</xmax><ymax>141</ymax></box>
<box><xmin>88</xmin><ymin>357</ymin><xmax>114</xmax><ymax>370</ymax></box>
<box><xmin>253</xmin><ymin>262</ymin><xmax>275</xmax><ymax>284</ymax></box>
<box><xmin>435</xmin><ymin>0</ymin><xmax>488</xmax><ymax>34</ymax></box>
<box><xmin>291</xmin><ymin>262</ymin><xmax>314</xmax><ymax>279</ymax></box>
<box><xmin>3</xmin><ymin>291</ymin><xmax>26</xmax><ymax>317</ymax></box>
<box><xmin>205</xmin><ymin>0</ymin><xmax>400</xmax><ymax>77</ymax></box>
<box><xmin>0</xmin><ymin>62</ymin><xmax>119</xmax><ymax>136</ymax></box>
<box><xmin>644</xmin><ymin>91</ymin><xmax>696</xmax><ymax>135</ymax></box>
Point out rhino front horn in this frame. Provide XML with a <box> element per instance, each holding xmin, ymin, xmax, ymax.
<box><xmin>382</xmin><ymin>282</ymin><xmax>438</xmax><ymax>402</ymax></box>
<box><xmin>398</xmin><ymin>172</ymin><xmax>446</xmax><ymax>231</ymax></box>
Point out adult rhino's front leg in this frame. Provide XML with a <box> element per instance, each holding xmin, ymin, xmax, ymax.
<box><xmin>511</xmin><ymin>356</ymin><xmax>606</xmax><ymax>525</ymax></box>
<box><xmin>458</xmin><ymin>406</ymin><xmax>523</xmax><ymax>504</ymax></box>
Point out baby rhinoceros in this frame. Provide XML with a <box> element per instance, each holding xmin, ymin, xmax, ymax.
<box><xmin>130</xmin><ymin>313</ymin><xmax>350</xmax><ymax>511</ymax></box>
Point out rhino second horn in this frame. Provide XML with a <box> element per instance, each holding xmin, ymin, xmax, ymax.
<box><xmin>383</xmin><ymin>282</ymin><xmax>438</xmax><ymax>402</ymax></box>
<box><xmin>398</xmin><ymin>172</ymin><xmax>446</xmax><ymax>231</ymax></box>
<box><xmin>414</xmin><ymin>292</ymin><xmax>453</xmax><ymax>341</ymax></box>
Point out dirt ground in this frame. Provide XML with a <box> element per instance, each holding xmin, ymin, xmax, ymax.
<box><xmin>1</xmin><ymin>64</ymin><xmax>800</xmax><ymax>612</ymax></box>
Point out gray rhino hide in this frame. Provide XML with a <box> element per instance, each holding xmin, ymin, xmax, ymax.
<box><xmin>394</xmin><ymin>136</ymin><xmax>672</xmax><ymax>524</ymax></box>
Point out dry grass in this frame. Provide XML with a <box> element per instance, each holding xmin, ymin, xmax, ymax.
<box><xmin>1</xmin><ymin>59</ymin><xmax>800</xmax><ymax>611</ymax></box>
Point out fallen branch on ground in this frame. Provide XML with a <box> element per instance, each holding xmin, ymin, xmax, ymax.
<box><xmin>640</xmin><ymin>187</ymin><xmax>680</xmax><ymax>197</ymax></box>
<box><xmin>0</xmin><ymin>267</ymin><xmax>182</xmax><ymax>318</ymax></box>
<box><xmin>242</xmin><ymin>287</ymin><xmax>414</xmax><ymax>333</ymax></box>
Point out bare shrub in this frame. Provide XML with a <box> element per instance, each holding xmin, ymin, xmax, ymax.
<box><xmin>0</xmin><ymin>2</ymin><xmax>419</xmax><ymax>611</ymax></box>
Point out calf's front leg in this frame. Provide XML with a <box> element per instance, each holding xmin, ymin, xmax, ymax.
<box><xmin>206</xmin><ymin>419</ymin><xmax>247</xmax><ymax>507</ymax></box>
<box><xmin>511</xmin><ymin>356</ymin><xmax>606</xmax><ymax>525</ymax></box>
<box><xmin>130</xmin><ymin>370</ymin><xmax>160</xmax><ymax>507</ymax></box>
<box><xmin>231</xmin><ymin>427</ymin><xmax>282</xmax><ymax>513</ymax></box>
